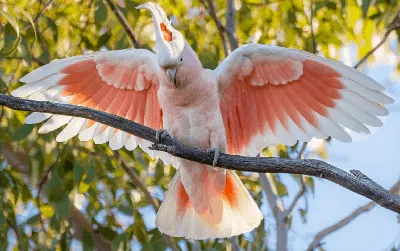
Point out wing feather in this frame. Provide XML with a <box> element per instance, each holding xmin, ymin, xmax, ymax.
<box><xmin>216</xmin><ymin>44</ymin><xmax>393</xmax><ymax>155</ymax></box>
<box><xmin>12</xmin><ymin>49</ymin><xmax>164</xmax><ymax>158</ymax></box>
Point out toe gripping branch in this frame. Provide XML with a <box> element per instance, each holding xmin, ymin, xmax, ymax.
<box><xmin>207</xmin><ymin>147</ymin><xmax>220</xmax><ymax>166</ymax></box>
<box><xmin>150</xmin><ymin>129</ymin><xmax>176</xmax><ymax>155</ymax></box>
<box><xmin>156</xmin><ymin>129</ymin><xmax>169</xmax><ymax>143</ymax></box>
<box><xmin>152</xmin><ymin>129</ymin><xmax>220</xmax><ymax>166</ymax></box>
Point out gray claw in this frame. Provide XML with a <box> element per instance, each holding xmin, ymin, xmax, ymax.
<box><xmin>156</xmin><ymin>129</ymin><xmax>169</xmax><ymax>143</ymax></box>
<box><xmin>207</xmin><ymin>147</ymin><xmax>220</xmax><ymax>166</ymax></box>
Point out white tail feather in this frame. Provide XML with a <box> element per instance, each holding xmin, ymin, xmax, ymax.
<box><xmin>156</xmin><ymin>170</ymin><xmax>263</xmax><ymax>240</ymax></box>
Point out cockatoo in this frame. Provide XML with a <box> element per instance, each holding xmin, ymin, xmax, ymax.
<box><xmin>11</xmin><ymin>2</ymin><xmax>394</xmax><ymax>240</ymax></box>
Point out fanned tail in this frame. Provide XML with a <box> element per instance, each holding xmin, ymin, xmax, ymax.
<box><xmin>156</xmin><ymin>169</ymin><xmax>263</xmax><ymax>240</ymax></box>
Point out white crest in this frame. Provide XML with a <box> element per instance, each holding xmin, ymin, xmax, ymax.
<box><xmin>136</xmin><ymin>2</ymin><xmax>185</xmax><ymax>67</ymax></box>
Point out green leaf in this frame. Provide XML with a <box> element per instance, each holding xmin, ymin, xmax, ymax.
<box><xmin>47</xmin><ymin>172</ymin><xmax>65</xmax><ymax>202</ymax></box>
<box><xmin>118</xmin><ymin>205</ymin><xmax>133</xmax><ymax>215</ymax></box>
<box><xmin>94</xmin><ymin>0</ymin><xmax>108</xmax><ymax>24</ymax></box>
<box><xmin>83</xmin><ymin>229</ymin><xmax>94</xmax><ymax>251</ymax></box>
<box><xmin>340</xmin><ymin>0</ymin><xmax>346</xmax><ymax>10</ymax></box>
<box><xmin>12</xmin><ymin>124</ymin><xmax>35</xmax><ymax>141</ymax></box>
<box><xmin>73</xmin><ymin>163</ymin><xmax>84</xmax><ymax>184</ymax></box>
<box><xmin>305</xmin><ymin>176</ymin><xmax>315</xmax><ymax>194</ymax></box>
<box><xmin>18</xmin><ymin>37</ymin><xmax>32</xmax><ymax>67</ymax></box>
<box><xmin>54</xmin><ymin>195</ymin><xmax>71</xmax><ymax>218</ymax></box>
<box><xmin>98</xmin><ymin>225</ymin><xmax>116</xmax><ymax>240</ymax></box>
<box><xmin>40</xmin><ymin>205</ymin><xmax>55</xmax><ymax>218</ymax></box>
<box><xmin>271</xmin><ymin>174</ymin><xmax>288</xmax><ymax>197</ymax></box>
<box><xmin>362</xmin><ymin>0</ymin><xmax>372</xmax><ymax>17</ymax></box>
<box><xmin>60</xmin><ymin>231</ymin><xmax>68</xmax><ymax>250</ymax></box>
<box><xmin>78</xmin><ymin>181</ymin><xmax>91</xmax><ymax>194</ymax></box>
<box><xmin>0</xmin><ymin>78</ymin><xmax>7</xmax><ymax>94</ymax></box>
<box><xmin>0</xmin><ymin>10</ymin><xmax>21</xmax><ymax>57</ymax></box>
<box><xmin>299</xmin><ymin>208</ymin><xmax>307</xmax><ymax>223</ymax></box>
<box><xmin>84</xmin><ymin>161</ymin><xmax>96</xmax><ymax>184</ymax></box>
<box><xmin>0</xmin><ymin>210</ymin><xmax>5</xmax><ymax>232</ymax></box>
<box><xmin>314</xmin><ymin>2</ymin><xmax>327</xmax><ymax>13</ymax></box>
<box><xmin>142</xmin><ymin>230</ymin><xmax>167</xmax><ymax>251</ymax></box>
<box><xmin>24</xmin><ymin>213</ymin><xmax>40</xmax><ymax>225</ymax></box>
<box><xmin>45</xmin><ymin>17</ymin><xmax>58</xmax><ymax>41</ymax></box>
<box><xmin>276</xmin><ymin>181</ymin><xmax>288</xmax><ymax>197</ymax></box>
<box><xmin>21</xmin><ymin>184</ymin><xmax>31</xmax><ymax>203</ymax></box>
<box><xmin>0</xmin><ymin>23</ymin><xmax>21</xmax><ymax>58</ymax></box>
<box><xmin>98</xmin><ymin>33</ymin><xmax>111</xmax><ymax>47</ymax></box>
<box><xmin>19</xmin><ymin>9</ymin><xmax>37</xmax><ymax>42</ymax></box>
<box><xmin>0</xmin><ymin>10</ymin><xmax>19</xmax><ymax>38</ymax></box>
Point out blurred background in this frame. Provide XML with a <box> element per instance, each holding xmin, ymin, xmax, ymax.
<box><xmin>0</xmin><ymin>0</ymin><xmax>399</xmax><ymax>250</ymax></box>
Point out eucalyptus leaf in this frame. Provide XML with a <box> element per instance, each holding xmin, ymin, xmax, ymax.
<box><xmin>95</xmin><ymin>0</ymin><xmax>108</xmax><ymax>24</ymax></box>
<box><xmin>11</xmin><ymin>124</ymin><xmax>35</xmax><ymax>141</ymax></box>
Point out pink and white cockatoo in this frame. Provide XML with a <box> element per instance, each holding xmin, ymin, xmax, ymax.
<box><xmin>11</xmin><ymin>2</ymin><xmax>394</xmax><ymax>240</ymax></box>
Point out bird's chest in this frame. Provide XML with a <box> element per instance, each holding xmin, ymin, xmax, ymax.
<box><xmin>158</xmin><ymin>85</ymin><xmax>223</xmax><ymax>149</ymax></box>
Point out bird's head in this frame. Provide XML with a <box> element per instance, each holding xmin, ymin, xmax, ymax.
<box><xmin>136</xmin><ymin>2</ymin><xmax>202</xmax><ymax>87</ymax></box>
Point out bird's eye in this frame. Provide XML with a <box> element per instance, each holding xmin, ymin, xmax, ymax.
<box><xmin>180</xmin><ymin>56</ymin><xmax>184</xmax><ymax>62</ymax></box>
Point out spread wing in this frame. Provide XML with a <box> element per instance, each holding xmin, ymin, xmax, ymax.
<box><xmin>215</xmin><ymin>44</ymin><xmax>394</xmax><ymax>156</ymax></box>
<box><xmin>11</xmin><ymin>49</ymin><xmax>165</xmax><ymax>160</ymax></box>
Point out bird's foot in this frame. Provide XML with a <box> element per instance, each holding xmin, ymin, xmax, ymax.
<box><xmin>155</xmin><ymin>129</ymin><xmax>169</xmax><ymax>143</ymax></box>
<box><xmin>207</xmin><ymin>147</ymin><xmax>220</xmax><ymax>166</ymax></box>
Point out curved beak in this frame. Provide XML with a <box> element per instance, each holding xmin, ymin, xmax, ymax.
<box><xmin>166</xmin><ymin>68</ymin><xmax>177</xmax><ymax>85</ymax></box>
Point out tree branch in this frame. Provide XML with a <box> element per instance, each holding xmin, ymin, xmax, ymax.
<box><xmin>306</xmin><ymin>178</ymin><xmax>400</xmax><ymax>251</ymax></box>
<box><xmin>353</xmin><ymin>12</ymin><xmax>400</xmax><ymax>69</ymax></box>
<box><xmin>104</xmin><ymin>0</ymin><xmax>140</xmax><ymax>48</ymax></box>
<box><xmin>259</xmin><ymin>173</ymin><xmax>284</xmax><ymax>218</ymax></box>
<box><xmin>284</xmin><ymin>143</ymin><xmax>308</xmax><ymax>218</ymax></box>
<box><xmin>259</xmin><ymin>173</ymin><xmax>287</xmax><ymax>251</ymax></box>
<box><xmin>229</xmin><ymin>236</ymin><xmax>241</xmax><ymax>251</ymax></box>
<box><xmin>225</xmin><ymin>0</ymin><xmax>238</xmax><ymax>51</ymax></box>
<box><xmin>284</xmin><ymin>176</ymin><xmax>306</xmax><ymax>218</ymax></box>
<box><xmin>36</xmin><ymin>162</ymin><xmax>56</xmax><ymax>196</ymax></box>
<box><xmin>199</xmin><ymin>0</ymin><xmax>229</xmax><ymax>56</ymax></box>
<box><xmin>114</xmin><ymin>152</ymin><xmax>179</xmax><ymax>251</ymax></box>
<box><xmin>69</xmin><ymin>207</ymin><xmax>112</xmax><ymax>251</ymax></box>
<box><xmin>1</xmin><ymin>94</ymin><xmax>400</xmax><ymax>214</ymax></box>
<box><xmin>309</xmin><ymin>0</ymin><xmax>316</xmax><ymax>54</ymax></box>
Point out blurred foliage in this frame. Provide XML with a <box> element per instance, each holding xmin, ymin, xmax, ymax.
<box><xmin>0</xmin><ymin>0</ymin><xmax>399</xmax><ymax>250</ymax></box>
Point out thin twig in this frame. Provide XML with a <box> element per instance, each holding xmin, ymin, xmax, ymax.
<box><xmin>114</xmin><ymin>151</ymin><xmax>179</xmax><ymax>251</ymax></box>
<box><xmin>35</xmin><ymin>161</ymin><xmax>57</xmax><ymax>230</ymax></box>
<box><xmin>115</xmin><ymin>152</ymin><xmax>159</xmax><ymax>210</ymax></box>
<box><xmin>22</xmin><ymin>0</ymin><xmax>55</xmax><ymax>32</ymax></box>
<box><xmin>104</xmin><ymin>0</ymin><xmax>140</xmax><ymax>48</ymax></box>
<box><xmin>69</xmin><ymin>207</ymin><xmax>112</xmax><ymax>251</ymax></box>
<box><xmin>354</xmin><ymin>13</ymin><xmax>400</xmax><ymax>69</ymax></box>
<box><xmin>36</xmin><ymin>162</ymin><xmax>56</xmax><ymax>196</ymax></box>
<box><xmin>309</xmin><ymin>0</ymin><xmax>316</xmax><ymax>54</ymax></box>
<box><xmin>1</xmin><ymin>94</ymin><xmax>400</xmax><ymax>214</ymax></box>
<box><xmin>306</xmin><ymin>178</ymin><xmax>400</xmax><ymax>251</ymax></box>
<box><xmin>284</xmin><ymin>142</ymin><xmax>308</xmax><ymax>217</ymax></box>
<box><xmin>229</xmin><ymin>236</ymin><xmax>241</xmax><ymax>251</ymax></box>
<box><xmin>199</xmin><ymin>0</ymin><xmax>229</xmax><ymax>56</ymax></box>
<box><xmin>6</xmin><ymin>218</ymin><xmax>26</xmax><ymax>251</ymax></box>
<box><xmin>284</xmin><ymin>176</ymin><xmax>306</xmax><ymax>218</ymax></box>
<box><xmin>297</xmin><ymin>142</ymin><xmax>308</xmax><ymax>159</ymax></box>
<box><xmin>259</xmin><ymin>173</ymin><xmax>284</xmax><ymax>218</ymax></box>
